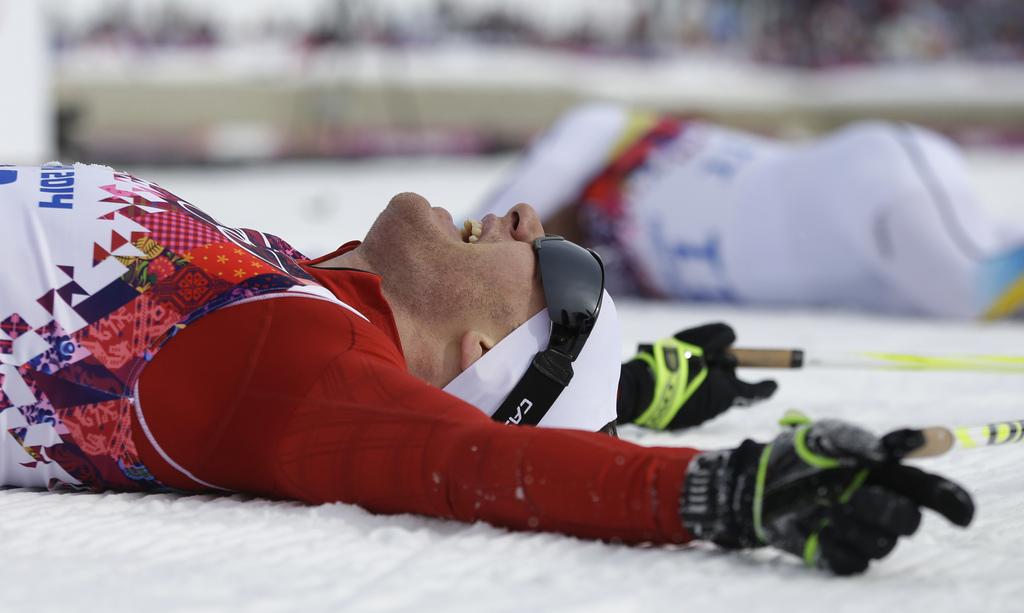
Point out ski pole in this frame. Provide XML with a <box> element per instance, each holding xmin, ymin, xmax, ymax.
<box><xmin>729</xmin><ymin>348</ymin><xmax>1024</xmax><ymax>373</ymax></box>
<box><xmin>898</xmin><ymin>419</ymin><xmax>1024</xmax><ymax>458</ymax></box>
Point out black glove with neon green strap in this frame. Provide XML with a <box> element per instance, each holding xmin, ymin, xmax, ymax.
<box><xmin>680</xmin><ymin>413</ymin><xmax>975</xmax><ymax>575</ymax></box>
<box><xmin>617</xmin><ymin>323</ymin><xmax>777</xmax><ymax>430</ymax></box>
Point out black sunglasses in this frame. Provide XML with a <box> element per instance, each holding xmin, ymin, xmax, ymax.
<box><xmin>490</xmin><ymin>236</ymin><xmax>605</xmax><ymax>427</ymax></box>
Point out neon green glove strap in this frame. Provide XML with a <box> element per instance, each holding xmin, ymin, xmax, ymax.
<box><xmin>632</xmin><ymin>338</ymin><xmax>708</xmax><ymax>430</ymax></box>
<box><xmin>752</xmin><ymin>412</ymin><xmax>872</xmax><ymax>565</ymax></box>
<box><xmin>801</xmin><ymin>470</ymin><xmax>870</xmax><ymax>567</ymax></box>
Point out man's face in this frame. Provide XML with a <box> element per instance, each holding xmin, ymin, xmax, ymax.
<box><xmin>360</xmin><ymin>192</ymin><xmax>547</xmax><ymax>344</ymax></box>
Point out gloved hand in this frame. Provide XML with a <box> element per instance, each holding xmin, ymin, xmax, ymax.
<box><xmin>680</xmin><ymin>412</ymin><xmax>975</xmax><ymax>575</ymax></box>
<box><xmin>617</xmin><ymin>323</ymin><xmax>777</xmax><ymax>430</ymax></box>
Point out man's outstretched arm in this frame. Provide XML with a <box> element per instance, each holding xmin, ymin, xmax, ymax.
<box><xmin>273</xmin><ymin>350</ymin><xmax>698</xmax><ymax>545</ymax></box>
<box><xmin>137</xmin><ymin>298</ymin><xmax>972</xmax><ymax>573</ymax></box>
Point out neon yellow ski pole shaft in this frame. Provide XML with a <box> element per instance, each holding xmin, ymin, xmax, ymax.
<box><xmin>777</xmin><ymin>411</ymin><xmax>1024</xmax><ymax>458</ymax></box>
<box><xmin>730</xmin><ymin>348</ymin><xmax>1024</xmax><ymax>373</ymax></box>
<box><xmin>903</xmin><ymin>419</ymin><xmax>1024</xmax><ymax>458</ymax></box>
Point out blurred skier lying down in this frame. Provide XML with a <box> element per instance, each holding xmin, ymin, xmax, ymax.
<box><xmin>476</xmin><ymin>103</ymin><xmax>1024</xmax><ymax>318</ymax></box>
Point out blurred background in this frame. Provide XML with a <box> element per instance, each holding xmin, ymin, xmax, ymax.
<box><xmin>5</xmin><ymin>0</ymin><xmax>1023</xmax><ymax>164</ymax></box>
<box><xmin>3</xmin><ymin>0</ymin><xmax>1024</xmax><ymax>254</ymax></box>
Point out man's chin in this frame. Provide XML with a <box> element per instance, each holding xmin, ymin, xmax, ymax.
<box><xmin>367</xmin><ymin>193</ymin><xmax>462</xmax><ymax>252</ymax></box>
<box><xmin>430</xmin><ymin>206</ymin><xmax>456</xmax><ymax>230</ymax></box>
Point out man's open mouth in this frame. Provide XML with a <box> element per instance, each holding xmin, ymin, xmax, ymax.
<box><xmin>461</xmin><ymin>219</ymin><xmax>482</xmax><ymax>243</ymax></box>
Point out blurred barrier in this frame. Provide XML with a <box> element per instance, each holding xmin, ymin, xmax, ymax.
<box><xmin>0</xmin><ymin>2</ymin><xmax>54</xmax><ymax>163</ymax></box>
<box><xmin>56</xmin><ymin>47</ymin><xmax>1024</xmax><ymax>163</ymax></box>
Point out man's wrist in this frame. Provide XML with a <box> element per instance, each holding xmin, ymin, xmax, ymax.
<box><xmin>679</xmin><ymin>440</ymin><xmax>765</xmax><ymax>549</ymax></box>
<box><xmin>615</xmin><ymin>359</ymin><xmax>654</xmax><ymax>424</ymax></box>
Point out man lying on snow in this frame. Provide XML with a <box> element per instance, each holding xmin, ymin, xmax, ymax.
<box><xmin>0</xmin><ymin>163</ymin><xmax>972</xmax><ymax>575</ymax></box>
<box><xmin>477</xmin><ymin>103</ymin><xmax>1024</xmax><ymax>319</ymax></box>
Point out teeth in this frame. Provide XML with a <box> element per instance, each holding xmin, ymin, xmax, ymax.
<box><xmin>462</xmin><ymin>219</ymin><xmax>482</xmax><ymax>243</ymax></box>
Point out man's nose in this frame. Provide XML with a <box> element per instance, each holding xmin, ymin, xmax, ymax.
<box><xmin>509</xmin><ymin>203</ymin><xmax>545</xmax><ymax>243</ymax></box>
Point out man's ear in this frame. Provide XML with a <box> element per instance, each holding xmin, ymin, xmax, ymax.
<box><xmin>459</xmin><ymin>330</ymin><xmax>496</xmax><ymax>372</ymax></box>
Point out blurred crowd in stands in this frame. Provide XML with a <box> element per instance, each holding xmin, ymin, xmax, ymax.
<box><xmin>49</xmin><ymin>0</ymin><xmax>1024</xmax><ymax>67</ymax></box>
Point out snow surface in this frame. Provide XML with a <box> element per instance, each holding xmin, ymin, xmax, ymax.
<box><xmin>4</xmin><ymin>152</ymin><xmax>1024</xmax><ymax>612</ymax></box>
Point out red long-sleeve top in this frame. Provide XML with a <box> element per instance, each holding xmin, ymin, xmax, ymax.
<box><xmin>131</xmin><ymin>244</ymin><xmax>698</xmax><ymax>545</ymax></box>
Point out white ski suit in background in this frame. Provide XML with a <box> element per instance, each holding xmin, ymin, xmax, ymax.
<box><xmin>477</xmin><ymin>104</ymin><xmax>1024</xmax><ymax>318</ymax></box>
